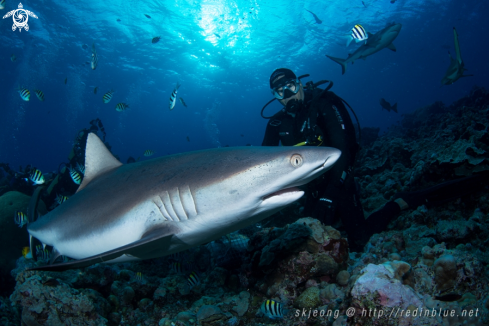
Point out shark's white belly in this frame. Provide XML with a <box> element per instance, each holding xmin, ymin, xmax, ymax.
<box><xmin>55</xmin><ymin>200</ymin><xmax>165</xmax><ymax>259</ymax></box>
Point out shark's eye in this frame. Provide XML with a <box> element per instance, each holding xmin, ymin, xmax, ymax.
<box><xmin>290</xmin><ymin>154</ymin><xmax>303</xmax><ymax>168</ymax></box>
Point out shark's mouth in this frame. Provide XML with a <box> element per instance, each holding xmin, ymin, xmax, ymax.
<box><xmin>263</xmin><ymin>187</ymin><xmax>303</xmax><ymax>201</ymax></box>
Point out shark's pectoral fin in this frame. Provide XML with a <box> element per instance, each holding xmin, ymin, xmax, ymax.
<box><xmin>28</xmin><ymin>224</ymin><xmax>180</xmax><ymax>272</ymax></box>
<box><xmin>386</xmin><ymin>43</ymin><xmax>397</xmax><ymax>51</ymax></box>
<box><xmin>49</xmin><ymin>248</ymin><xmax>62</xmax><ymax>265</ymax></box>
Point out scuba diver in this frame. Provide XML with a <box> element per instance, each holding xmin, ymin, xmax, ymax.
<box><xmin>262</xmin><ymin>68</ymin><xmax>366</xmax><ymax>249</ymax></box>
<box><xmin>261</xmin><ymin>68</ymin><xmax>489</xmax><ymax>251</ymax></box>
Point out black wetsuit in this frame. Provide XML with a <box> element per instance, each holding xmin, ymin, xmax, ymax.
<box><xmin>262</xmin><ymin>89</ymin><xmax>367</xmax><ymax>245</ymax></box>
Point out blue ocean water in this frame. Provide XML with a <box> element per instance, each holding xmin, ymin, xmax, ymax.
<box><xmin>0</xmin><ymin>0</ymin><xmax>487</xmax><ymax>172</ymax></box>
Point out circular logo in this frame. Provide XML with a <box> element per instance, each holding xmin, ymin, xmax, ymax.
<box><xmin>14</xmin><ymin>9</ymin><xmax>28</xmax><ymax>28</ymax></box>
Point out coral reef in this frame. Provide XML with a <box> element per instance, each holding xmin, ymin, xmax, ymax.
<box><xmin>2</xmin><ymin>88</ymin><xmax>489</xmax><ymax>325</ymax></box>
<box><xmin>0</xmin><ymin>191</ymin><xmax>48</xmax><ymax>298</ymax></box>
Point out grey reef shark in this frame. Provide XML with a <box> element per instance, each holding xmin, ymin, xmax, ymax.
<box><xmin>326</xmin><ymin>22</ymin><xmax>402</xmax><ymax>74</ymax></box>
<box><xmin>27</xmin><ymin>133</ymin><xmax>340</xmax><ymax>271</ymax></box>
<box><xmin>441</xmin><ymin>27</ymin><xmax>473</xmax><ymax>85</ymax></box>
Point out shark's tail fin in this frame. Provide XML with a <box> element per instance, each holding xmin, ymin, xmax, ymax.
<box><xmin>326</xmin><ymin>55</ymin><xmax>347</xmax><ymax>75</ymax></box>
<box><xmin>392</xmin><ymin>103</ymin><xmax>398</xmax><ymax>113</ymax></box>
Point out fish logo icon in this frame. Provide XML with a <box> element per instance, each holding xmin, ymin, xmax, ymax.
<box><xmin>2</xmin><ymin>3</ymin><xmax>38</xmax><ymax>32</ymax></box>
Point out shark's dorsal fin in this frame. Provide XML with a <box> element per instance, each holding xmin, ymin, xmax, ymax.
<box><xmin>77</xmin><ymin>133</ymin><xmax>122</xmax><ymax>193</ymax></box>
<box><xmin>386</xmin><ymin>43</ymin><xmax>396</xmax><ymax>51</ymax></box>
<box><xmin>364</xmin><ymin>32</ymin><xmax>376</xmax><ymax>47</ymax></box>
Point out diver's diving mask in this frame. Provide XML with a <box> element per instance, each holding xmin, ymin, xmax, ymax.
<box><xmin>271</xmin><ymin>79</ymin><xmax>300</xmax><ymax>100</ymax></box>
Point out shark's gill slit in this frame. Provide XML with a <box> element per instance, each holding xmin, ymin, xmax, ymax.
<box><xmin>163</xmin><ymin>191</ymin><xmax>179</xmax><ymax>221</ymax></box>
<box><xmin>176</xmin><ymin>187</ymin><xmax>189</xmax><ymax>220</ymax></box>
<box><xmin>155</xmin><ymin>195</ymin><xmax>171</xmax><ymax>221</ymax></box>
<box><xmin>187</xmin><ymin>185</ymin><xmax>198</xmax><ymax>216</ymax></box>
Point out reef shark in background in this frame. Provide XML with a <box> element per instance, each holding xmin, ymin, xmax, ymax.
<box><xmin>326</xmin><ymin>22</ymin><xmax>402</xmax><ymax>74</ymax></box>
<box><xmin>28</xmin><ymin>133</ymin><xmax>340</xmax><ymax>271</ymax></box>
<box><xmin>305</xmin><ymin>9</ymin><xmax>322</xmax><ymax>24</ymax></box>
<box><xmin>441</xmin><ymin>27</ymin><xmax>473</xmax><ymax>85</ymax></box>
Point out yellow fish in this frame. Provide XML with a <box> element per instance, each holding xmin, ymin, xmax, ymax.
<box><xmin>22</xmin><ymin>247</ymin><xmax>33</xmax><ymax>259</ymax></box>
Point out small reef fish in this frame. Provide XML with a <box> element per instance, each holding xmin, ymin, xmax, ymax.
<box><xmin>152</xmin><ymin>36</ymin><xmax>161</xmax><ymax>44</ymax></box>
<box><xmin>135</xmin><ymin>272</ymin><xmax>143</xmax><ymax>282</ymax></box>
<box><xmin>64</xmin><ymin>78</ymin><xmax>67</xmax><ymax>85</ymax></box>
<box><xmin>179</xmin><ymin>97</ymin><xmax>187</xmax><ymax>107</ymax></box>
<box><xmin>10</xmin><ymin>54</ymin><xmax>16</xmax><ymax>62</ymax></box>
<box><xmin>94</xmin><ymin>86</ymin><xmax>98</xmax><ymax>94</ymax></box>
<box><xmin>168</xmin><ymin>252</ymin><xmax>181</xmax><ymax>260</ymax></box>
<box><xmin>91</xmin><ymin>43</ymin><xmax>98</xmax><ymax>70</ymax></box>
<box><xmin>22</xmin><ymin>247</ymin><xmax>32</xmax><ymax>259</ymax></box>
<box><xmin>34</xmin><ymin>89</ymin><xmax>45</xmax><ymax>101</ymax></box>
<box><xmin>434</xmin><ymin>293</ymin><xmax>462</xmax><ymax>302</ymax></box>
<box><xmin>76</xmin><ymin>162</ymin><xmax>85</xmax><ymax>175</ymax></box>
<box><xmin>379</xmin><ymin>98</ymin><xmax>398</xmax><ymax>113</ymax></box>
<box><xmin>169</xmin><ymin>82</ymin><xmax>180</xmax><ymax>110</ymax></box>
<box><xmin>187</xmin><ymin>271</ymin><xmax>200</xmax><ymax>288</ymax></box>
<box><xmin>362</xmin><ymin>1</ymin><xmax>367</xmax><ymax>7</ymax></box>
<box><xmin>115</xmin><ymin>103</ymin><xmax>129</xmax><ymax>112</ymax></box>
<box><xmin>348</xmin><ymin>24</ymin><xmax>368</xmax><ymax>46</ymax></box>
<box><xmin>144</xmin><ymin>150</ymin><xmax>155</xmax><ymax>157</ymax></box>
<box><xmin>42</xmin><ymin>279</ymin><xmax>60</xmax><ymax>287</ymax></box>
<box><xmin>103</xmin><ymin>90</ymin><xmax>115</xmax><ymax>103</ymax></box>
<box><xmin>224</xmin><ymin>232</ymin><xmax>249</xmax><ymax>251</ymax></box>
<box><xmin>390</xmin><ymin>0</ymin><xmax>396</xmax><ymax>3</ymax></box>
<box><xmin>30</xmin><ymin>169</ymin><xmax>45</xmax><ymax>185</ymax></box>
<box><xmin>261</xmin><ymin>300</ymin><xmax>286</xmax><ymax>319</ymax></box>
<box><xmin>305</xmin><ymin>9</ymin><xmax>322</xmax><ymax>24</ymax></box>
<box><xmin>14</xmin><ymin>211</ymin><xmax>28</xmax><ymax>228</ymax></box>
<box><xmin>0</xmin><ymin>0</ymin><xmax>6</xmax><ymax>10</ymax></box>
<box><xmin>18</xmin><ymin>87</ymin><xmax>30</xmax><ymax>101</ymax></box>
<box><xmin>144</xmin><ymin>14</ymin><xmax>151</xmax><ymax>19</ymax></box>
<box><xmin>36</xmin><ymin>245</ymin><xmax>50</xmax><ymax>261</ymax></box>
<box><xmin>214</xmin><ymin>33</ymin><xmax>221</xmax><ymax>38</ymax></box>
<box><xmin>56</xmin><ymin>194</ymin><xmax>69</xmax><ymax>205</ymax></box>
<box><xmin>68</xmin><ymin>166</ymin><xmax>82</xmax><ymax>185</ymax></box>
<box><xmin>186</xmin><ymin>136</ymin><xmax>190</xmax><ymax>142</ymax></box>
<box><xmin>170</xmin><ymin>262</ymin><xmax>183</xmax><ymax>274</ymax></box>
<box><xmin>116</xmin><ymin>19</ymin><xmax>121</xmax><ymax>22</ymax></box>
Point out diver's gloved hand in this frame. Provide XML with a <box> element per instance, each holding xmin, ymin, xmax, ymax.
<box><xmin>312</xmin><ymin>198</ymin><xmax>335</xmax><ymax>225</ymax></box>
<box><xmin>305</xmin><ymin>133</ymin><xmax>318</xmax><ymax>145</ymax></box>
